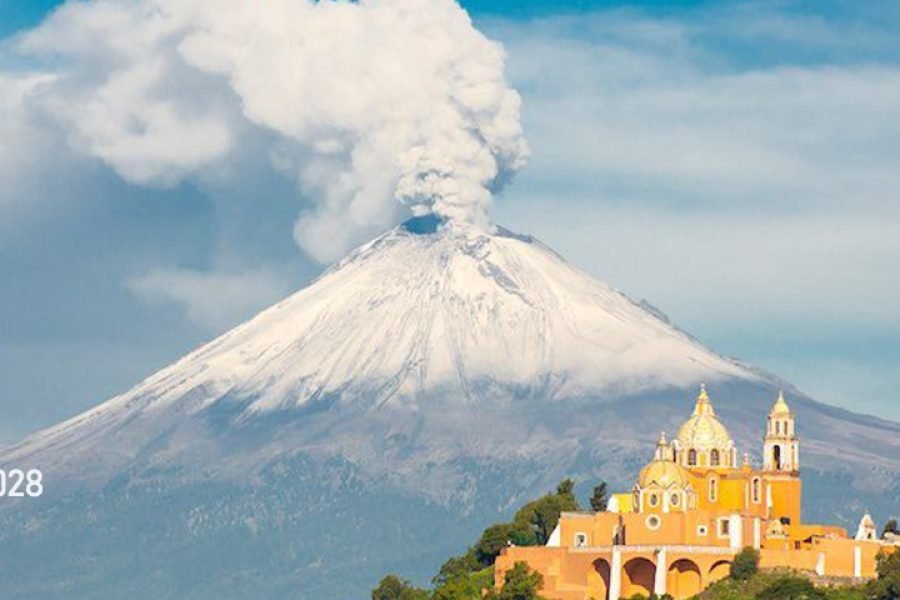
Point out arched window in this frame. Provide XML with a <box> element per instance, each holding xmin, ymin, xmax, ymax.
<box><xmin>752</xmin><ymin>478</ymin><xmax>761</xmax><ymax>503</ymax></box>
<box><xmin>710</xmin><ymin>449</ymin><xmax>720</xmax><ymax>466</ymax></box>
<box><xmin>773</xmin><ymin>445</ymin><xmax>782</xmax><ymax>470</ymax></box>
<box><xmin>688</xmin><ymin>449</ymin><xmax>697</xmax><ymax>466</ymax></box>
<box><xmin>775</xmin><ymin>421</ymin><xmax>781</xmax><ymax>435</ymax></box>
<box><xmin>709</xmin><ymin>478</ymin><xmax>718</xmax><ymax>502</ymax></box>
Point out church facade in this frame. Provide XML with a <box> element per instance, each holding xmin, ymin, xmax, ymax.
<box><xmin>495</xmin><ymin>386</ymin><xmax>896</xmax><ymax>599</ymax></box>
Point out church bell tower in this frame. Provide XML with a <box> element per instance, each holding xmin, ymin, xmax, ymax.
<box><xmin>764</xmin><ymin>390</ymin><xmax>799</xmax><ymax>472</ymax></box>
<box><xmin>763</xmin><ymin>391</ymin><xmax>802</xmax><ymax>525</ymax></box>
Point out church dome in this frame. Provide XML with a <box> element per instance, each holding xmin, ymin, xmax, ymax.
<box><xmin>676</xmin><ymin>385</ymin><xmax>732</xmax><ymax>450</ymax></box>
<box><xmin>639</xmin><ymin>459</ymin><xmax>690</xmax><ymax>488</ymax></box>
<box><xmin>770</xmin><ymin>390</ymin><xmax>791</xmax><ymax>416</ymax></box>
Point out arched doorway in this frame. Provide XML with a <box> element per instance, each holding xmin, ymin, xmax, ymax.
<box><xmin>709</xmin><ymin>560</ymin><xmax>732</xmax><ymax>583</ymax></box>
<box><xmin>667</xmin><ymin>559</ymin><xmax>702</xmax><ymax>598</ymax></box>
<box><xmin>588</xmin><ymin>558</ymin><xmax>611</xmax><ymax>600</ymax></box>
<box><xmin>622</xmin><ymin>557</ymin><xmax>656</xmax><ymax>598</ymax></box>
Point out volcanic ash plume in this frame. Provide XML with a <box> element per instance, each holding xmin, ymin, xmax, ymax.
<box><xmin>14</xmin><ymin>0</ymin><xmax>529</xmax><ymax>261</ymax></box>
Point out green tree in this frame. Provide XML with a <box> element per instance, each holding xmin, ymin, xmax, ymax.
<box><xmin>475</xmin><ymin>523</ymin><xmax>517</xmax><ymax>566</ymax></box>
<box><xmin>432</xmin><ymin>567</ymin><xmax>494</xmax><ymax>600</ymax></box>
<box><xmin>371</xmin><ymin>575</ymin><xmax>429</xmax><ymax>600</ymax></box>
<box><xmin>730</xmin><ymin>547</ymin><xmax>760</xmax><ymax>581</ymax></box>
<box><xmin>867</xmin><ymin>550</ymin><xmax>900</xmax><ymax>600</ymax></box>
<box><xmin>590</xmin><ymin>481</ymin><xmax>609</xmax><ymax>512</ymax></box>
<box><xmin>757</xmin><ymin>575</ymin><xmax>826</xmax><ymax>600</ymax></box>
<box><xmin>556</xmin><ymin>478</ymin><xmax>576</xmax><ymax>499</ymax></box>
<box><xmin>512</xmin><ymin>480</ymin><xmax>579</xmax><ymax>546</ymax></box>
<box><xmin>486</xmin><ymin>561</ymin><xmax>545</xmax><ymax>600</ymax></box>
<box><xmin>434</xmin><ymin>552</ymin><xmax>482</xmax><ymax>587</ymax></box>
<box><xmin>882</xmin><ymin>519</ymin><xmax>898</xmax><ymax>537</ymax></box>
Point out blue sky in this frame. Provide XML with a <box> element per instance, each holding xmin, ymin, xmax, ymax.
<box><xmin>1</xmin><ymin>0</ymin><xmax>898</xmax><ymax>441</ymax></box>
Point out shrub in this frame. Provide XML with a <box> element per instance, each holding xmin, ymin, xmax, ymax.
<box><xmin>730</xmin><ymin>547</ymin><xmax>760</xmax><ymax>581</ymax></box>
<box><xmin>371</xmin><ymin>575</ymin><xmax>429</xmax><ymax>600</ymax></box>
<box><xmin>485</xmin><ymin>561</ymin><xmax>545</xmax><ymax>600</ymax></box>
<box><xmin>757</xmin><ymin>575</ymin><xmax>826</xmax><ymax>600</ymax></box>
<box><xmin>432</xmin><ymin>566</ymin><xmax>494</xmax><ymax>600</ymax></box>
<box><xmin>867</xmin><ymin>550</ymin><xmax>900</xmax><ymax>600</ymax></box>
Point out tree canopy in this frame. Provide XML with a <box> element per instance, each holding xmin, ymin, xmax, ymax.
<box><xmin>730</xmin><ymin>547</ymin><xmax>760</xmax><ymax>581</ymax></box>
<box><xmin>484</xmin><ymin>561</ymin><xmax>545</xmax><ymax>600</ymax></box>
<box><xmin>589</xmin><ymin>481</ymin><xmax>609</xmax><ymax>512</ymax></box>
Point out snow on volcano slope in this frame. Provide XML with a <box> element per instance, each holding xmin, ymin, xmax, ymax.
<box><xmin>123</xmin><ymin>217</ymin><xmax>752</xmax><ymax>410</ymax></box>
<box><xmin>3</xmin><ymin>218</ymin><xmax>756</xmax><ymax>480</ymax></box>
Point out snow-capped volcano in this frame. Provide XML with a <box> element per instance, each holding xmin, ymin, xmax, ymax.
<box><xmin>1</xmin><ymin>219</ymin><xmax>897</xmax><ymax>600</ymax></box>
<box><xmin>128</xmin><ymin>217</ymin><xmax>751</xmax><ymax>409</ymax></box>
<box><xmin>5</xmin><ymin>217</ymin><xmax>754</xmax><ymax>477</ymax></box>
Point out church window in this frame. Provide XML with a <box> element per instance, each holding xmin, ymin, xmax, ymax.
<box><xmin>776</xmin><ymin>421</ymin><xmax>781</xmax><ymax>435</ymax></box>
<box><xmin>697</xmin><ymin>525</ymin><xmax>708</xmax><ymax>536</ymax></box>
<box><xmin>688</xmin><ymin>449</ymin><xmax>697</xmax><ymax>466</ymax></box>
<box><xmin>752</xmin><ymin>478</ymin><xmax>761</xmax><ymax>503</ymax></box>
<box><xmin>773</xmin><ymin>445</ymin><xmax>782</xmax><ymax>470</ymax></box>
<box><xmin>709</xmin><ymin>478</ymin><xmax>718</xmax><ymax>502</ymax></box>
<box><xmin>670</xmin><ymin>493</ymin><xmax>680</xmax><ymax>506</ymax></box>
<box><xmin>718</xmin><ymin>518</ymin><xmax>730</xmax><ymax>537</ymax></box>
<box><xmin>574</xmin><ymin>532</ymin><xmax>587</xmax><ymax>547</ymax></box>
<box><xmin>649</xmin><ymin>493</ymin><xmax>659</xmax><ymax>507</ymax></box>
<box><xmin>646</xmin><ymin>515</ymin><xmax>661</xmax><ymax>530</ymax></box>
<box><xmin>711</xmin><ymin>449</ymin><xmax>720</xmax><ymax>466</ymax></box>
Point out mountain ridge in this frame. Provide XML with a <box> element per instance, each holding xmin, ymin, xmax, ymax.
<box><xmin>3</xmin><ymin>219</ymin><xmax>760</xmax><ymax>485</ymax></box>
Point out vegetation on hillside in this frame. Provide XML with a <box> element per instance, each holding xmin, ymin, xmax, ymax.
<box><xmin>372</xmin><ymin>478</ymin><xmax>590</xmax><ymax>599</ymax></box>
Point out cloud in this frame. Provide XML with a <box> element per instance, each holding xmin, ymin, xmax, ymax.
<box><xmin>484</xmin><ymin>10</ymin><xmax>900</xmax><ymax>323</ymax></box>
<box><xmin>125</xmin><ymin>267</ymin><xmax>293</xmax><ymax>331</ymax></box>
<box><xmin>5</xmin><ymin>0</ymin><xmax>528</xmax><ymax>263</ymax></box>
<box><xmin>482</xmin><ymin>7</ymin><xmax>900</xmax><ymax>417</ymax></box>
<box><xmin>489</xmin><ymin>15</ymin><xmax>900</xmax><ymax>208</ymax></box>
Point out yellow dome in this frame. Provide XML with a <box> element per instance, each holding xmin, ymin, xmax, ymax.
<box><xmin>770</xmin><ymin>390</ymin><xmax>791</xmax><ymax>416</ymax></box>
<box><xmin>639</xmin><ymin>460</ymin><xmax>690</xmax><ymax>488</ymax></box>
<box><xmin>676</xmin><ymin>385</ymin><xmax>733</xmax><ymax>450</ymax></box>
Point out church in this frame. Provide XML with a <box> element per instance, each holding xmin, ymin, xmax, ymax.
<box><xmin>495</xmin><ymin>386</ymin><xmax>896</xmax><ymax>599</ymax></box>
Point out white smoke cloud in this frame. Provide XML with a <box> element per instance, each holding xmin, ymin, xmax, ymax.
<box><xmin>8</xmin><ymin>0</ymin><xmax>528</xmax><ymax>262</ymax></box>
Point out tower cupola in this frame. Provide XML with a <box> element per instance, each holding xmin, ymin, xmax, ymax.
<box><xmin>764</xmin><ymin>390</ymin><xmax>799</xmax><ymax>472</ymax></box>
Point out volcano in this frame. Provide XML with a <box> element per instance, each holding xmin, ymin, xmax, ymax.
<box><xmin>1</xmin><ymin>218</ymin><xmax>898</xmax><ymax>599</ymax></box>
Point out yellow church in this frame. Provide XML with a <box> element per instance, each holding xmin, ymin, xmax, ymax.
<box><xmin>495</xmin><ymin>386</ymin><xmax>897</xmax><ymax>599</ymax></box>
